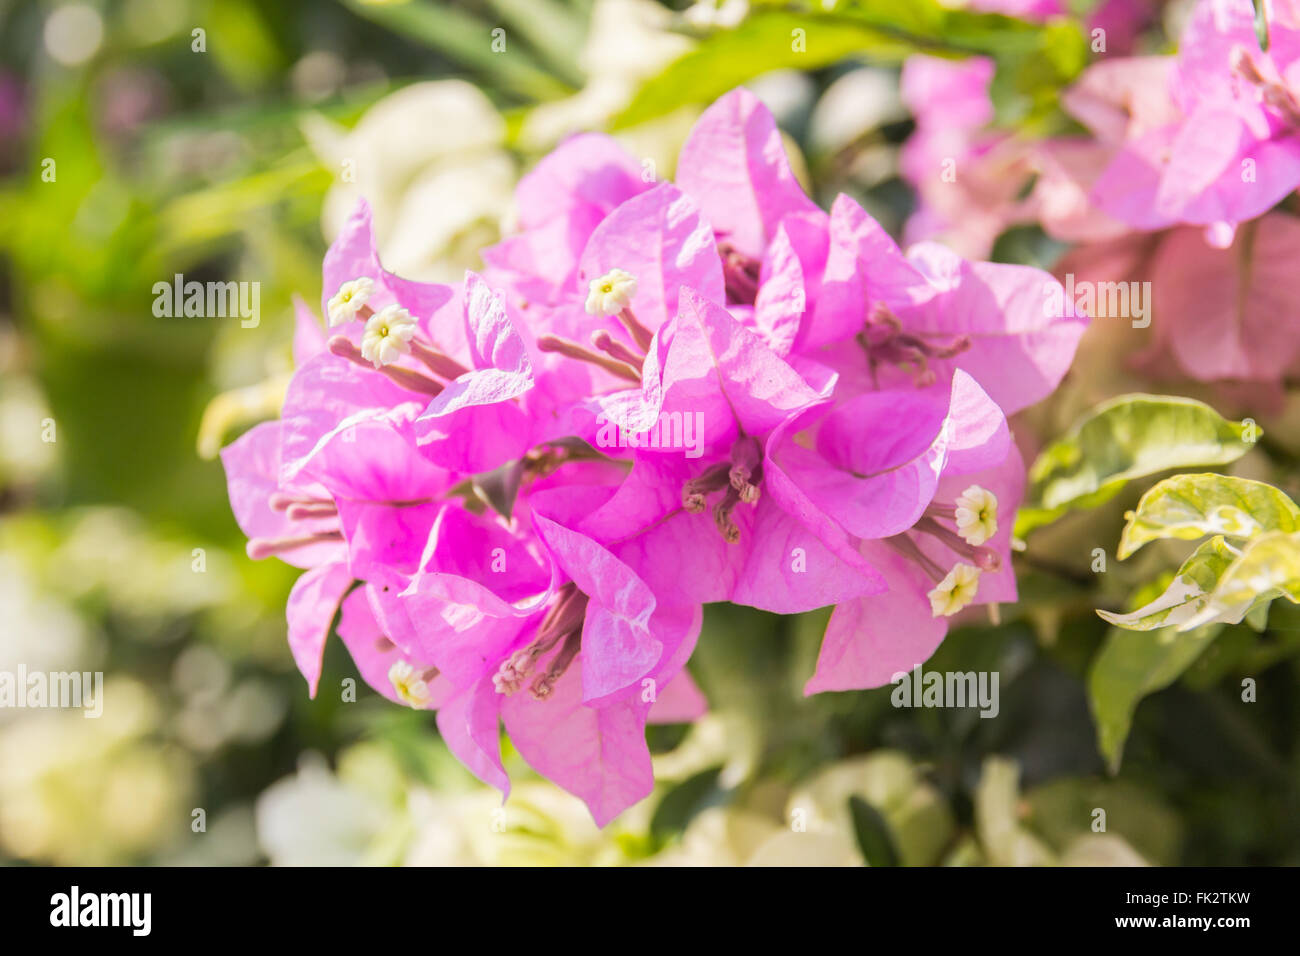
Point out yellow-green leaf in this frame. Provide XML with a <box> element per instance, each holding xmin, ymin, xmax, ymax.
<box><xmin>1117</xmin><ymin>473</ymin><xmax>1300</xmax><ymax>559</ymax></box>
<box><xmin>1098</xmin><ymin>536</ymin><xmax>1239</xmax><ymax>631</ymax></box>
<box><xmin>1181</xmin><ymin>530</ymin><xmax>1300</xmax><ymax>631</ymax></box>
<box><xmin>1015</xmin><ymin>395</ymin><xmax>1257</xmax><ymax>537</ymax></box>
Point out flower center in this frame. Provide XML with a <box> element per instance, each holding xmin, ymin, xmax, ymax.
<box><xmin>886</xmin><ymin>487</ymin><xmax>1002</xmax><ymax>618</ymax></box>
<box><xmin>492</xmin><ymin>584</ymin><xmax>589</xmax><ymax>700</ymax></box>
<box><xmin>717</xmin><ymin>240</ymin><xmax>761</xmax><ymax>306</ymax></box>
<box><xmin>681</xmin><ymin>436</ymin><xmax>763</xmax><ymax>542</ymax></box>
<box><xmin>856</xmin><ymin>303</ymin><xmax>972</xmax><ymax>388</ymax></box>
<box><xmin>388</xmin><ymin>660</ymin><xmax>439</xmax><ymax>708</ymax></box>
<box><xmin>1231</xmin><ymin>44</ymin><xmax>1300</xmax><ymax>128</ymax></box>
<box><xmin>541</xmin><ymin>268</ymin><xmax>654</xmax><ymax>384</ymax></box>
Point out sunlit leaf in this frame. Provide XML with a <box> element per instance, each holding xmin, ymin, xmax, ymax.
<box><xmin>1117</xmin><ymin>473</ymin><xmax>1300</xmax><ymax>559</ymax></box>
<box><xmin>339</xmin><ymin>0</ymin><xmax>572</xmax><ymax>99</ymax></box>
<box><xmin>1016</xmin><ymin>395</ymin><xmax>1257</xmax><ymax>537</ymax></box>
<box><xmin>1098</xmin><ymin>536</ymin><xmax>1239</xmax><ymax>631</ymax></box>
<box><xmin>616</xmin><ymin>2</ymin><xmax>1087</xmax><ymax>129</ymax></box>
<box><xmin>1181</xmin><ymin>530</ymin><xmax>1300</xmax><ymax>630</ymax></box>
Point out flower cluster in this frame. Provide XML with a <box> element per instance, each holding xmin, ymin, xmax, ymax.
<box><xmin>222</xmin><ymin>87</ymin><xmax>1086</xmax><ymax>824</ymax></box>
<box><xmin>902</xmin><ymin>0</ymin><xmax>1300</xmax><ymax>399</ymax></box>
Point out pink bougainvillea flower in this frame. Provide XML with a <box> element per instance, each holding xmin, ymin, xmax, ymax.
<box><xmin>1090</xmin><ymin>0</ymin><xmax>1300</xmax><ymax>235</ymax></box>
<box><xmin>551</xmin><ymin>287</ymin><xmax>887</xmax><ymax>615</ymax></box>
<box><xmin>772</xmin><ymin>371</ymin><xmax>1023</xmax><ymax>692</ymax></box>
<box><xmin>797</xmin><ymin>194</ymin><xmax>1087</xmax><ymax>415</ymax></box>
<box><xmin>899</xmin><ymin>55</ymin><xmax>1035</xmax><ymax>259</ymax></box>
<box><xmin>220</xmin><ymin>82</ymin><xmax>1093</xmax><ymax>826</ymax></box>
<box><xmin>411</xmin><ymin>271</ymin><xmax>537</xmax><ymax>473</ymax></box>
<box><xmin>805</xmin><ymin>444</ymin><xmax>1025</xmax><ymax>693</ymax></box>
<box><xmin>377</xmin><ymin>501</ymin><xmax>703</xmax><ymax>824</ymax></box>
<box><xmin>483</xmin><ymin>132</ymin><xmax>650</xmax><ymax>306</ymax></box>
<box><xmin>1138</xmin><ymin>213</ymin><xmax>1300</xmax><ymax>382</ymax></box>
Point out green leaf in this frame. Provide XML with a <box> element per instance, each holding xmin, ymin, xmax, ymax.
<box><xmin>615</xmin><ymin>11</ymin><xmax>913</xmax><ymax>128</ymax></box>
<box><xmin>1117</xmin><ymin>473</ymin><xmax>1300</xmax><ymax>559</ymax></box>
<box><xmin>847</xmin><ymin>795</ymin><xmax>901</xmax><ymax>867</ymax></box>
<box><xmin>1015</xmin><ymin>395</ymin><xmax>1257</xmax><ymax>537</ymax></box>
<box><xmin>1186</xmin><ymin>530</ymin><xmax>1300</xmax><ymax>630</ymax></box>
<box><xmin>649</xmin><ymin>767</ymin><xmax>724</xmax><ymax>846</ymax></box>
<box><xmin>484</xmin><ymin>0</ymin><xmax>587</xmax><ymax>87</ymax></box>
<box><xmin>615</xmin><ymin>2</ymin><xmax>1087</xmax><ymax>129</ymax></box>
<box><xmin>1089</xmin><ymin>621</ymin><xmax>1225</xmax><ymax>772</ymax></box>
<box><xmin>339</xmin><ymin>0</ymin><xmax>572</xmax><ymax>99</ymax></box>
<box><xmin>988</xmin><ymin>17</ymin><xmax>1089</xmax><ymax>131</ymax></box>
<box><xmin>1098</xmin><ymin>536</ymin><xmax>1239</xmax><ymax>631</ymax></box>
<box><xmin>1091</xmin><ymin>530</ymin><xmax>1300</xmax><ymax>767</ymax></box>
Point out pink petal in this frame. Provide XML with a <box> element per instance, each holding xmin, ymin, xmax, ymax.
<box><xmin>805</xmin><ymin>544</ymin><xmax>948</xmax><ymax>694</ymax></box>
<box><xmin>532</xmin><ymin>514</ymin><xmax>660</xmax><ymax>703</ymax></box>
<box><xmin>647</xmin><ymin>670</ymin><xmax>708</xmax><ymax>724</ymax></box>
<box><xmin>676</xmin><ymin>87</ymin><xmax>820</xmax><ymax>258</ymax></box>
<box><xmin>500</xmin><ymin>662</ymin><xmax>654</xmax><ymax>827</ymax></box>
<box><xmin>578</xmin><ymin>182</ymin><xmax>724</xmax><ymax>332</ymax></box>
<box><xmin>287</xmin><ymin>562</ymin><xmax>354</xmax><ymax>697</ymax></box>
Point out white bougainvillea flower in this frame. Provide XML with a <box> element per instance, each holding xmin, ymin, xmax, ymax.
<box><xmin>360</xmin><ymin>304</ymin><xmax>417</xmax><ymax>367</ymax></box>
<box><xmin>954</xmin><ymin>485</ymin><xmax>998</xmax><ymax>546</ymax></box>
<box><xmin>327</xmin><ymin>277</ymin><xmax>375</xmax><ymax>327</ymax></box>
<box><xmin>585</xmin><ymin>268</ymin><xmax>638</xmax><ymax>316</ymax></box>
<box><xmin>928</xmin><ymin>563</ymin><xmax>981</xmax><ymax>617</ymax></box>
<box><xmin>387</xmin><ymin>660</ymin><xmax>433</xmax><ymax>708</ymax></box>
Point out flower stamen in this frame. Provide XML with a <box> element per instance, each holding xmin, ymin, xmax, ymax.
<box><xmin>409</xmin><ymin>339</ymin><xmax>471</xmax><ymax>380</ymax></box>
<box><xmin>728</xmin><ymin>436</ymin><xmax>763</xmax><ymax>503</ymax></box>
<box><xmin>591</xmin><ymin>329</ymin><xmax>646</xmax><ymax>368</ymax></box>
<box><xmin>914</xmin><ymin>517</ymin><xmax>1001</xmax><ymax>571</ymax></box>
<box><xmin>361</xmin><ymin>304</ymin><xmax>419</xmax><ymax>368</ymax></box>
<box><xmin>857</xmin><ymin>303</ymin><xmax>971</xmax><ymax>388</ymax></box>
<box><xmin>285</xmin><ymin>501</ymin><xmax>339</xmax><ymax>521</ymax></box>
<box><xmin>717</xmin><ymin>241</ymin><xmax>761</xmax><ymax>306</ymax></box>
<box><xmin>246</xmin><ymin>530</ymin><xmax>344</xmax><ymax>560</ymax></box>
<box><xmin>681</xmin><ymin>462</ymin><xmax>732</xmax><ymax>513</ymax></box>
<box><xmin>493</xmin><ymin>585</ymin><xmax>589</xmax><ymax>696</ymax></box>
<box><xmin>537</xmin><ymin>334</ymin><xmax>642</xmax><ymax>383</ymax></box>
<box><xmin>713</xmin><ymin>486</ymin><xmax>743</xmax><ymax>543</ymax></box>
<box><xmin>328</xmin><ymin>336</ymin><xmax>445</xmax><ymax>397</ymax></box>
<box><xmin>585</xmin><ymin>268</ymin><xmax>638</xmax><ymax>317</ymax></box>
<box><xmin>530</xmin><ymin>630</ymin><xmax>582</xmax><ymax>700</ymax></box>
<box><xmin>953</xmin><ymin>485</ymin><xmax>998</xmax><ymax>546</ymax></box>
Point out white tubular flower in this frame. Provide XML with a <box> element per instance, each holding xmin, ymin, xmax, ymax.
<box><xmin>954</xmin><ymin>485</ymin><xmax>998</xmax><ymax>546</ymax></box>
<box><xmin>360</xmin><ymin>304</ymin><xmax>417</xmax><ymax>367</ymax></box>
<box><xmin>388</xmin><ymin>660</ymin><xmax>432</xmax><ymax>708</ymax></box>
<box><xmin>928</xmin><ymin>563</ymin><xmax>981</xmax><ymax>618</ymax></box>
<box><xmin>584</xmin><ymin>268</ymin><xmax>638</xmax><ymax>316</ymax></box>
<box><xmin>327</xmin><ymin>277</ymin><xmax>375</xmax><ymax>327</ymax></box>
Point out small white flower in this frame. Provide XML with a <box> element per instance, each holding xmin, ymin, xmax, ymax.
<box><xmin>327</xmin><ymin>277</ymin><xmax>375</xmax><ymax>327</ymax></box>
<box><xmin>928</xmin><ymin>563</ymin><xmax>981</xmax><ymax>618</ymax></box>
<box><xmin>954</xmin><ymin>485</ymin><xmax>998</xmax><ymax>546</ymax></box>
<box><xmin>584</xmin><ymin>268</ymin><xmax>638</xmax><ymax>316</ymax></box>
<box><xmin>361</xmin><ymin>304</ymin><xmax>417</xmax><ymax>367</ymax></box>
<box><xmin>388</xmin><ymin>660</ymin><xmax>432</xmax><ymax>708</ymax></box>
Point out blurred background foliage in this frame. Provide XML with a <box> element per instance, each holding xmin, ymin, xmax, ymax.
<box><xmin>0</xmin><ymin>0</ymin><xmax>1295</xmax><ymax>865</ymax></box>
